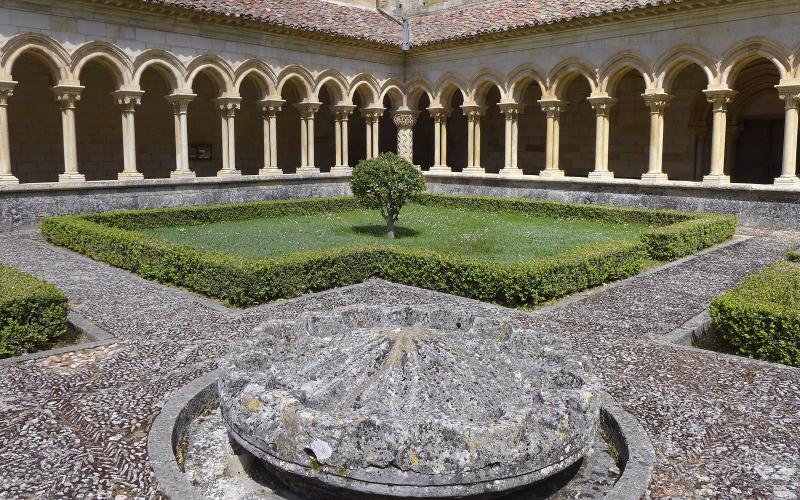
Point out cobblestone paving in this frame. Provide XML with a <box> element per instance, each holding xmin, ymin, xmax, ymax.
<box><xmin>0</xmin><ymin>228</ymin><xmax>798</xmax><ymax>499</ymax></box>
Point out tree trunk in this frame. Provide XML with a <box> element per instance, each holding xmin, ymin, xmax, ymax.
<box><xmin>386</xmin><ymin>216</ymin><xmax>395</xmax><ymax>239</ymax></box>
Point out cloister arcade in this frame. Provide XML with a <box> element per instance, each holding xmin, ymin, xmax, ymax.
<box><xmin>0</xmin><ymin>34</ymin><xmax>799</xmax><ymax>188</ymax></box>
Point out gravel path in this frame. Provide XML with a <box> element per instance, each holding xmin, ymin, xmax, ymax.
<box><xmin>0</xmin><ymin>228</ymin><xmax>798</xmax><ymax>499</ymax></box>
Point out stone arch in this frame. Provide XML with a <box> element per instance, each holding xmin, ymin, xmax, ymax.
<box><xmin>132</xmin><ymin>49</ymin><xmax>185</xmax><ymax>91</ymax></box>
<box><xmin>1</xmin><ymin>33</ymin><xmax>71</xmax><ymax>81</ymax></box>
<box><xmin>186</xmin><ymin>54</ymin><xmax>235</xmax><ymax>96</ymax></box>
<box><xmin>233</xmin><ymin>59</ymin><xmax>276</xmax><ymax>99</ymax></box>
<box><xmin>599</xmin><ymin>51</ymin><xmax>654</xmax><ymax>95</ymax></box>
<box><xmin>380</xmin><ymin>79</ymin><xmax>406</xmax><ymax>110</ymax></box>
<box><xmin>548</xmin><ymin>58</ymin><xmax>597</xmax><ymax>99</ymax></box>
<box><xmin>348</xmin><ymin>74</ymin><xmax>381</xmax><ymax>107</ymax></box>
<box><xmin>467</xmin><ymin>69</ymin><xmax>505</xmax><ymax>104</ymax></box>
<box><xmin>71</xmin><ymin>41</ymin><xmax>133</xmax><ymax>89</ymax></box>
<box><xmin>276</xmin><ymin>65</ymin><xmax>314</xmax><ymax>100</ymax></box>
<box><xmin>405</xmin><ymin>77</ymin><xmax>434</xmax><ymax>110</ymax></box>
<box><xmin>314</xmin><ymin>70</ymin><xmax>348</xmax><ymax>104</ymax></box>
<box><xmin>793</xmin><ymin>42</ymin><xmax>800</xmax><ymax>79</ymax></box>
<box><xmin>432</xmin><ymin>72</ymin><xmax>468</xmax><ymax>106</ymax></box>
<box><xmin>653</xmin><ymin>44</ymin><xmax>716</xmax><ymax>92</ymax></box>
<box><xmin>720</xmin><ymin>37</ymin><xmax>790</xmax><ymax>87</ymax></box>
<box><xmin>507</xmin><ymin>64</ymin><xmax>547</xmax><ymax>102</ymax></box>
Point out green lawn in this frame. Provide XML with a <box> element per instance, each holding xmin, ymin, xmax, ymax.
<box><xmin>141</xmin><ymin>204</ymin><xmax>649</xmax><ymax>263</ymax></box>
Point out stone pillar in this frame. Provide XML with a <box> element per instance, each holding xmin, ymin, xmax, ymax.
<box><xmin>539</xmin><ymin>99</ymin><xmax>567</xmax><ymax>178</ymax></box>
<box><xmin>392</xmin><ymin>109</ymin><xmax>419</xmax><ymax>165</ymax></box>
<box><xmin>586</xmin><ymin>95</ymin><xmax>616</xmax><ymax>179</ymax></box>
<box><xmin>295</xmin><ymin>101</ymin><xmax>321</xmax><ymax>174</ymax></box>
<box><xmin>214</xmin><ymin>97</ymin><xmax>242</xmax><ymax>177</ymax></box>
<box><xmin>775</xmin><ymin>84</ymin><xmax>800</xmax><ymax>186</ymax></box>
<box><xmin>0</xmin><ymin>81</ymin><xmax>18</xmax><ymax>184</ymax></box>
<box><xmin>429</xmin><ymin>106</ymin><xmax>451</xmax><ymax>172</ymax></box>
<box><xmin>497</xmin><ymin>102</ymin><xmax>524</xmax><ymax>176</ymax></box>
<box><xmin>165</xmin><ymin>93</ymin><xmax>196</xmax><ymax>179</ymax></box>
<box><xmin>53</xmin><ymin>84</ymin><xmax>85</xmax><ymax>183</ymax></box>
<box><xmin>641</xmin><ymin>92</ymin><xmax>672</xmax><ymax>183</ymax></box>
<box><xmin>330</xmin><ymin>104</ymin><xmax>356</xmax><ymax>172</ymax></box>
<box><xmin>112</xmin><ymin>90</ymin><xmax>145</xmax><ymax>180</ymax></box>
<box><xmin>702</xmin><ymin>88</ymin><xmax>736</xmax><ymax>184</ymax></box>
<box><xmin>461</xmin><ymin>104</ymin><xmax>486</xmax><ymax>174</ymax></box>
<box><xmin>361</xmin><ymin>107</ymin><xmax>384</xmax><ymax>159</ymax></box>
<box><xmin>257</xmin><ymin>97</ymin><xmax>284</xmax><ymax>176</ymax></box>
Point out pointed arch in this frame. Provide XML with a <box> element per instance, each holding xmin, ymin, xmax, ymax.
<box><xmin>186</xmin><ymin>54</ymin><xmax>235</xmax><ymax>95</ymax></box>
<box><xmin>653</xmin><ymin>44</ymin><xmax>716</xmax><ymax>92</ymax></box>
<box><xmin>405</xmin><ymin>77</ymin><xmax>433</xmax><ymax>110</ymax></box>
<box><xmin>598</xmin><ymin>51</ymin><xmax>654</xmax><ymax>95</ymax></box>
<box><xmin>380</xmin><ymin>79</ymin><xmax>406</xmax><ymax>110</ymax></box>
<box><xmin>432</xmin><ymin>72</ymin><xmax>468</xmax><ymax>106</ymax></box>
<box><xmin>720</xmin><ymin>37</ymin><xmax>790</xmax><ymax>87</ymax></box>
<box><xmin>71</xmin><ymin>41</ymin><xmax>133</xmax><ymax>89</ymax></box>
<box><xmin>314</xmin><ymin>69</ymin><xmax>348</xmax><ymax>104</ymax></box>
<box><xmin>467</xmin><ymin>68</ymin><xmax>505</xmax><ymax>104</ymax></box>
<box><xmin>348</xmin><ymin>73</ymin><xmax>381</xmax><ymax>107</ymax></box>
<box><xmin>1</xmin><ymin>33</ymin><xmax>71</xmax><ymax>81</ymax></box>
<box><xmin>133</xmin><ymin>49</ymin><xmax>185</xmax><ymax>91</ymax></box>
<box><xmin>233</xmin><ymin>59</ymin><xmax>276</xmax><ymax>99</ymax></box>
<box><xmin>507</xmin><ymin>64</ymin><xmax>547</xmax><ymax>102</ymax></box>
<box><xmin>276</xmin><ymin>64</ymin><xmax>314</xmax><ymax>100</ymax></box>
<box><xmin>547</xmin><ymin>58</ymin><xmax>597</xmax><ymax>99</ymax></box>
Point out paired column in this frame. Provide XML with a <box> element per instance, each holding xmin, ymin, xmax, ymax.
<box><xmin>53</xmin><ymin>84</ymin><xmax>85</xmax><ymax>183</ymax></box>
<box><xmin>165</xmin><ymin>93</ymin><xmax>196</xmax><ymax>179</ymax></box>
<box><xmin>214</xmin><ymin>97</ymin><xmax>242</xmax><ymax>177</ymax></box>
<box><xmin>429</xmin><ymin>106</ymin><xmax>452</xmax><ymax>172</ymax></box>
<box><xmin>0</xmin><ymin>81</ymin><xmax>18</xmax><ymax>184</ymax></box>
<box><xmin>257</xmin><ymin>97</ymin><xmax>284</xmax><ymax>176</ymax></box>
<box><xmin>112</xmin><ymin>90</ymin><xmax>145</xmax><ymax>180</ymax></box>
<box><xmin>775</xmin><ymin>84</ymin><xmax>800</xmax><ymax>186</ymax></box>
<box><xmin>538</xmin><ymin>99</ymin><xmax>567</xmax><ymax>178</ymax></box>
<box><xmin>497</xmin><ymin>102</ymin><xmax>524</xmax><ymax>176</ymax></box>
<box><xmin>586</xmin><ymin>95</ymin><xmax>616</xmax><ymax>179</ymax></box>
<box><xmin>461</xmin><ymin>104</ymin><xmax>486</xmax><ymax>174</ymax></box>
<box><xmin>331</xmin><ymin>104</ymin><xmax>355</xmax><ymax>172</ymax></box>
<box><xmin>361</xmin><ymin>107</ymin><xmax>384</xmax><ymax>159</ymax></box>
<box><xmin>641</xmin><ymin>92</ymin><xmax>672</xmax><ymax>183</ymax></box>
<box><xmin>295</xmin><ymin>101</ymin><xmax>321</xmax><ymax>174</ymax></box>
<box><xmin>392</xmin><ymin>109</ymin><xmax>418</xmax><ymax>165</ymax></box>
<box><xmin>702</xmin><ymin>88</ymin><xmax>737</xmax><ymax>184</ymax></box>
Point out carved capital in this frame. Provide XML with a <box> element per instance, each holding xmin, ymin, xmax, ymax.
<box><xmin>165</xmin><ymin>93</ymin><xmax>196</xmax><ymax>114</ymax></box>
<box><xmin>294</xmin><ymin>101</ymin><xmax>322</xmax><ymax>119</ymax></box>
<box><xmin>460</xmin><ymin>104</ymin><xmax>486</xmax><ymax>121</ymax></box>
<box><xmin>360</xmin><ymin>106</ymin><xmax>385</xmax><ymax>123</ymax></box>
<box><xmin>703</xmin><ymin>89</ymin><xmax>737</xmax><ymax>113</ymax></box>
<box><xmin>538</xmin><ymin>99</ymin><xmax>567</xmax><ymax>119</ymax></box>
<box><xmin>258</xmin><ymin>97</ymin><xmax>285</xmax><ymax>116</ymax></box>
<box><xmin>112</xmin><ymin>90</ymin><xmax>144</xmax><ymax>112</ymax></box>
<box><xmin>497</xmin><ymin>102</ymin><xmax>524</xmax><ymax>119</ymax></box>
<box><xmin>428</xmin><ymin>106</ymin><xmax>451</xmax><ymax>123</ymax></box>
<box><xmin>776</xmin><ymin>84</ymin><xmax>800</xmax><ymax>111</ymax></box>
<box><xmin>392</xmin><ymin>110</ymin><xmax>419</xmax><ymax>129</ymax></box>
<box><xmin>587</xmin><ymin>96</ymin><xmax>617</xmax><ymax>117</ymax></box>
<box><xmin>0</xmin><ymin>80</ymin><xmax>17</xmax><ymax>107</ymax></box>
<box><xmin>214</xmin><ymin>97</ymin><xmax>242</xmax><ymax>118</ymax></box>
<box><xmin>52</xmin><ymin>84</ymin><xmax>84</xmax><ymax>111</ymax></box>
<box><xmin>330</xmin><ymin>104</ymin><xmax>356</xmax><ymax>121</ymax></box>
<box><xmin>642</xmin><ymin>93</ymin><xmax>672</xmax><ymax>114</ymax></box>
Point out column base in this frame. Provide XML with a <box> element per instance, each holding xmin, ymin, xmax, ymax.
<box><xmin>702</xmin><ymin>174</ymin><xmax>730</xmax><ymax>185</ymax></box>
<box><xmin>498</xmin><ymin>167</ymin><xmax>524</xmax><ymax>177</ymax></box>
<box><xmin>641</xmin><ymin>172</ymin><xmax>668</xmax><ymax>183</ymax></box>
<box><xmin>58</xmin><ymin>172</ymin><xmax>85</xmax><ymax>183</ymax></box>
<box><xmin>0</xmin><ymin>174</ymin><xmax>19</xmax><ymax>184</ymax></box>
<box><xmin>588</xmin><ymin>170</ymin><xmax>614</xmax><ymax>180</ymax></box>
<box><xmin>217</xmin><ymin>169</ymin><xmax>242</xmax><ymax>177</ymax></box>
<box><xmin>330</xmin><ymin>165</ymin><xmax>353</xmax><ymax>174</ymax></box>
<box><xmin>170</xmin><ymin>170</ymin><xmax>196</xmax><ymax>179</ymax></box>
<box><xmin>539</xmin><ymin>169</ymin><xmax>565</xmax><ymax>178</ymax></box>
<box><xmin>463</xmin><ymin>166</ymin><xmax>485</xmax><ymax>175</ymax></box>
<box><xmin>774</xmin><ymin>175</ymin><xmax>800</xmax><ymax>186</ymax></box>
<box><xmin>296</xmin><ymin>166</ymin><xmax>320</xmax><ymax>175</ymax></box>
<box><xmin>259</xmin><ymin>167</ymin><xmax>283</xmax><ymax>177</ymax></box>
<box><xmin>429</xmin><ymin>165</ymin><xmax>452</xmax><ymax>173</ymax></box>
<box><xmin>118</xmin><ymin>171</ymin><xmax>144</xmax><ymax>181</ymax></box>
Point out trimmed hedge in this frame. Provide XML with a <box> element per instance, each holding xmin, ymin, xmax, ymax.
<box><xmin>0</xmin><ymin>263</ymin><xmax>69</xmax><ymax>358</ymax></box>
<box><xmin>710</xmin><ymin>261</ymin><xmax>800</xmax><ymax>367</ymax></box>
<box><xmin>41</xmin><ymin>194</ymin><xmax>736</xmax><ymax>308</ymax></box>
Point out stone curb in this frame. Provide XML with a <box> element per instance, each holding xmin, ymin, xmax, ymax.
<box><xmin>149</xmin><ymin>372</ymin><xmax>656</xmax><ymax>500</ymax></box>
<box><xmin>0</xmin><ymin>310</ymin><xmax>116</xmax><ymax>366</ymax></box>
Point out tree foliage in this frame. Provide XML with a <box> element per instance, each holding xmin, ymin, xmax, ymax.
<box><xmin>350</xmin><ymin>153</ymin><xmax>426</xmax><ymax>238</ymax></box>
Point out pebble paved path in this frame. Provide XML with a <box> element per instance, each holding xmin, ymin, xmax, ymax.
<box><xmin>0</xmin><ymin>228</ymin><xmax>798</xmax><ymax>499</ymax></box>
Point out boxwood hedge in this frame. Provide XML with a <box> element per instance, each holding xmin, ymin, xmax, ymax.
<box><xmin>0</xmin><ymin>263</ymin><xmax>69</xmax><ymax>358</ymax></box>
<box><xmin>710</xmin><ymin>261</ymin><xmax>800</xmax><ymax>367</ymax></box>
<box><xmin>41</xmin><ymin>194</ymin><xmax>736</xmax><ymax>308</ymax></box>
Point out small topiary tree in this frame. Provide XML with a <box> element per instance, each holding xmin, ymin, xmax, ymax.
<box><xmin>350</xmin><ymin>152</ymin><xmax>426</xmax><ymax>238</ymax></box>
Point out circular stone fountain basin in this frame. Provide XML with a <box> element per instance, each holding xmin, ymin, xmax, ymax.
<box><xmin>217</xmin><ymin>305</ymin><xmax>601</xmax><ymax>498</ymax></box>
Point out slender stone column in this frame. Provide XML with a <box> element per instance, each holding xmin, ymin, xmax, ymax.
<box><xmin>53</xmin><ymin>84</ymin><xmax>85</xmax><ymax>183</ymax></box>
<box><xmin>295</xmin><ymin>101</ymin><xmax>321</xmax><ymax>174</ymax></box>
<box><xmin>361</xmin><ymin>107</ymin><xmax>384</xmax><ymax>159</ymax></box>
<box><xmin>775</xmin><ymin>84</ymin><xmax>800</xmax><ymax>186</ymax></box>
<box><xmin>497</xmin><ymin>102</ymin><xmax>524</xmax><ymax>176</ymax></box>
<box><xmin>0</xmin><ymin>80</ymin><xmax>18</xmax><ymax>184</ymax></box>
<box><xmin>165</xmin><ymin>93</ymin><xmax>196</xmax><ymax>179</ymax></box>
<box><xmin>702</xmin><ymin>89</ymin><xmax>737</xmax><ymax>184</ymax></box>
<box><xmin>330</xmin><ymin>104</ymin><xmax>356</xmax><ymax>172</ymax></box>
<box><xmin>460</xmin><ymin>104</ymin><xmax>486</xmax><ymax>174</ymax></box>
<box><xmin>586</xmin><ymin>95</ymin><xmax>616</xmax><ymax>179</ymax></box>
<box><xmin>214</xmin><ymin>97</ymin><xmax>242</xmax><ymax>177</ymax></box>
<box><xmin>257</xmin><ymin>97</ymin><xmax>284</xmax><ymax>176</ymax></box>
<box><xmin>538</xmin><ymin>99</ymin><xmax>567</xmax><ymax>178</ymax></box>
<box><xmin>641</xmin><ymin>92</ymin><xmax>672</xmax><ymax>183</ymax></box>
<box><xmin>112</xmin><ymin>90</ymin><xmax>145</xmax><ymax>180</ymax></box>
<box><xmin>429</xmin><ymin>106</ymin><xmax>452</xmax><ymax>172</ymax></box>
<box><xmin>392</xmin><ymin>109</ymin><xmax>419</xmax><ymax>165</ymax></box>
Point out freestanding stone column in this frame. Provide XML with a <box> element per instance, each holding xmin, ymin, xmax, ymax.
<box><xmin>295</xmin><ymin>101</ymin><xmax>321</xmax><ymax>174</ymax></box>
<box><xmin>0</xmin><ymin>80</ymin><xmax>18</xmax><ymax>184</ymax></box>
<box><xmin>165</xmin><ymin>93</ymin><xmax>196</xmax><ymax>179</ymax></box>
<box><xmin>392</xmin><ymin>109</ymin><xmax>419</xmax><ymax>165</ymax></box>
<box><xmin>330</xmin><ymin>104</ymin><xmax>356</xmax><ymax>173</ymax></box>
<box><xmin>461</xmin><ymin>104</ymin><xmax>486</xmax><ymax>174</ymax></box>
<box><xmin>53</xmin><ymin>84</ymin><xmax>85</xmax><ymax>183</ymax></box>
<box><xmin>429</xmin><ymin>106</ymin><xmax>452</xmax><ymax>172</ymax></box>
<box><xmin>775</xmin><ymin>84</ymin><xmax>800</xmax><ymax>186</ymax></box>
<box><xmin>497</xmin><ymin>102</ymin><xmax>524</xmax><ymax>176</ymax></box>
<box><xmin>257</xmin><ymin>97</ymin><xmax>284</xmax><ymax>176</ymax></box>
<box><xmin>641</xmin><ymin>92</ymin><xmax>672</xmax><ymax>183</ymax></box>
<box><xmin>361</xmin><ymin>107</ymin><xmax>384</xmax><ymax>159</ymax></box>
<box><xmin>702</xmin><ymin>88</ymin><xmax>737</xmax><ymax>184</ymax></box>
<box><xmin>539</xmin><ymin>99</ymin><xmax>567</xmax><ymax>178</ymax></box>
<box><xmin>214</xmin><ymin>97</ymin><xmax>242</xmax><ymax>177</ymax></box>
<box><xmin>587</xmin><ymin>95</ymin><xmax>616</xmax><ymax>179</ymax></box>
<box><xmin>112</xmin><ymin>90</ymin><xmax>145</xmax><ymax>180</ymax></box>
